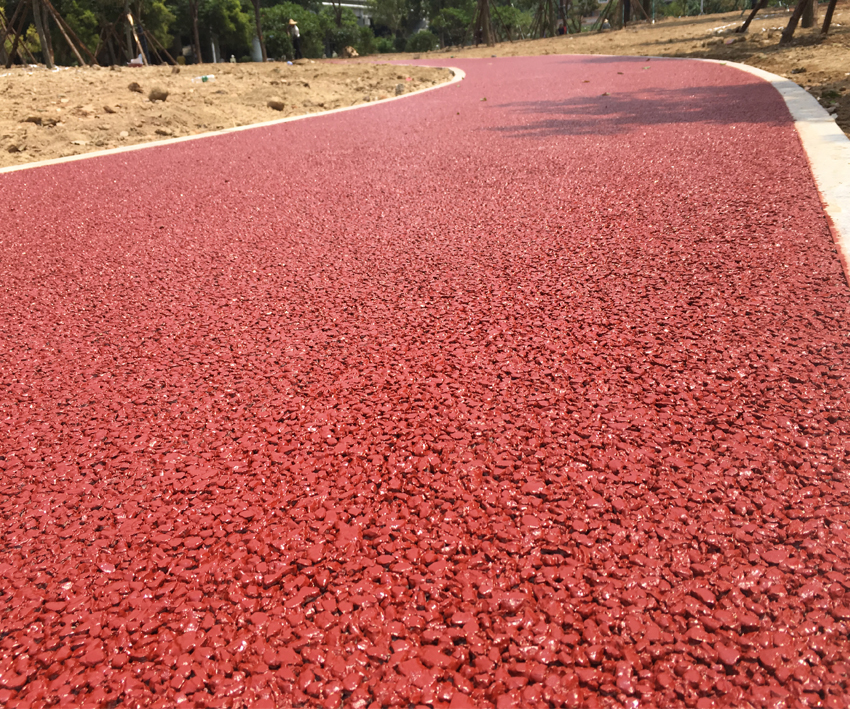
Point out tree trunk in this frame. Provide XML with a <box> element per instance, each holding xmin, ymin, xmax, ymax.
<box><xmin>0</xmin><ymin>10</ymin><xmax>9</xmax><ymax>65</ymax></box>
<box><xmin>251</xmin><ymin>0</ymin><xmax>266</xmax><ymax>61</ymax></box>
<box><xmin>123</xmin><ymin>0</ymin><xmax>134</xmax><ymax>59</ymax></box>
<box><xmin>478</xmin><ymin>0</ymin><xmax>493</xmax><ymax>46</ymax></box>
<box><xmin>821</xmin><ymin>0</ymin><xmax>838</xmax><ymax>34</ymax></box>
<box><xmin>32</xmin><ymin>0</ymin><xmax>54</xmax><ymax>68</ymax></box>
<box><xmin>780</xmin><ymin>0</ymin><xmax>808</xmax><ymax>44</ymax></box>
<box><xmin>44</xmin><ymin>3</ymin><xmax>55</xmax><ymax>61</ymax></box>
<box><xmin>479</xmin><ymin>0</ymin><xmax>496</xmax><ymax>47</ymax></box>
<box><xmin>801</xmin><ymin>0</ymin><xmax>817</xmax><ymax>28</ymax></box>
<box><xmin>106</xmin><ymin>28</ymin><xmax>116</xmax><ymax>65</ymax></box>
<box><xmin>190</xmin><ymin>0</ymin><xmax>202</xmax><ymax>64</ymax></box>
<box><xmin>738</xmin><ymin>0</ymin><xmax>767</xmax><ymax>32</ymax></box>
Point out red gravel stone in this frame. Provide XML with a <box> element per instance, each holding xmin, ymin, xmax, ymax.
<box><xmin>0</xmin><ymin>55</ymin><xmax>848</xmax><ymax>708</ymax></box>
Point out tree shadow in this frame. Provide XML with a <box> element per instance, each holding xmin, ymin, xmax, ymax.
<box><xmin>487</xmin><ymin>75</ymin><xmax>789</xmax><ymax>138</ymax></box>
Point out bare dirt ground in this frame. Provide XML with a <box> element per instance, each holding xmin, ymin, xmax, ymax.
<box><xmin>0</xmin><ymin>62</ymin><xmax>452</xmax><ymax>168</ymax></box>
<box><xmin>1</xmin><ymin>7</ymin><xmax>847</xmax><ymax>169</ymax></box>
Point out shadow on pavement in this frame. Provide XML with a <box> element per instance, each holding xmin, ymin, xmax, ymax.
<box><xmin>488</xmin><ymin>79</ymin><xmax>788</xmax><ymax>137</ymax></box>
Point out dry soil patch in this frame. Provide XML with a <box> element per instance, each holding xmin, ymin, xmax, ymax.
<box><xmin>0</xmin><ymin>62</ymin><xmax>451</xmax><ymax>168</ymax></box>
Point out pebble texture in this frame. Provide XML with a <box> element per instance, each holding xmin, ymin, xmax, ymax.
<box><xmin>0</xmin><ymin>56</ymin><xmax>849</xmax><ymax>709</ymax></box>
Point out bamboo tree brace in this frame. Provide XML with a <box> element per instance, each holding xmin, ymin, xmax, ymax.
<box><xmin>127</xmin><ymin>13</ymin><xmax>148</xmax><ymax>66</ymax></box>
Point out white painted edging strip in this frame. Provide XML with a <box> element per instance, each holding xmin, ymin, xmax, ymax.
<box><xmin>707</xmin><ymin>59</ymin><xmax>850</xmax><ymax>281</ymax></box>
<box><xmin>0</xmin><ymin>66</ymin><xmax>465</xmax><ymax>175</ymax></box>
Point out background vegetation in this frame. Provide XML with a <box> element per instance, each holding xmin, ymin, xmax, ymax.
<box><xmin>0</xmin><ymin>0</ymin><xmax>799</xmax><ymax>66</ymax></box>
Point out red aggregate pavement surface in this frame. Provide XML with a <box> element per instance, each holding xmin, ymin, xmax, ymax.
<box><xmin>1</xmin><ymin>55</ymin><xmax>849</xmax><ymax>708</ymax></box>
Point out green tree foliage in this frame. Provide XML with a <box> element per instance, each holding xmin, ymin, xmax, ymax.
<box><xmin>405</xmin><ymin>27</ymin><xmax>435</xmax><ymax>50</ymax></box>
<box><xmin>566</xmin><ymin>0</ymin><xmax>596</xmax><ymax>32</ymax></box>
<box><xmin>367</xmin><ymin>0</ymin><xmax>408</xmax><ymax>36</ymax></box>
<box><xmin>261</xmin><ymin>3</ymin><xmax>295</xmax><ymax>57</ymax></box>
<box><xmin>659</xmin><ymin>0</ymin><xmax>746</xmax><ymax>17</ymax></box>
<box><xmin>199</xmin><ymin>0</ymin><xmax>252</xmax><ymax>50</ymax></box>
<box><xmin>59</xmin><ymin>0</ymin><xmax>100</xmax><ymax>49</ymax></box>
<box><xmin>261</xmin><ymin>2</ymin><xmax>321</xmax><ymax>57</ymax></box>
<box><xmin>374</xmin><ymin>35</ymin><xmax>394</xmax><ymax>52</ymax></box>
<box><xmin>143</xmin><ymin>0</ymin><xmax>178</xmax><ymax>46</ymax></box>
<box><xmin>357</xmin><ymin>24</ymin><xmax>376</xmax><ymax>53</ymax></box>
<box><xmin>7</xmin><ymin>0</ymin><xmax>605</xmax><ymax>65</ymax></box>
<box><xmin>429</xmin><ymin>5</ymin><xmax>471</xmax><ymax>45</ymax></box>
<box><xmin>490</xmin><ymin>4</ymin><xmax>531</xmax><ymax>40</ymax></box>
<box><xmin>317</xmin><ymin>5</ymin><xmax>359</xmax><ymax>54</ymax></box>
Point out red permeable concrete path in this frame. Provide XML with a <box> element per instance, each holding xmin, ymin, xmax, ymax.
<box><xmin>1</xmin><ymin>55</ymin><xmax>849</xmax><ymax>709</ymax></box>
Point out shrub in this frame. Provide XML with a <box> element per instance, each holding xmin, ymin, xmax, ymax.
<box><xmin>375</xmin><ymin>36</ymin><xmax>395</xmax><ymax>53</ymax></box>
<box><xmin>406</xmin><ymin>30</ymin><xmax>438</xmax><ymax>53</ymax></box>
<box><xmin>319</xmin><ymin>7</ymin><xmax>361</xmax><ymax>56</ymax></box>
<box><xmin>357</xmin><ymin>26</ymin><xmax>378</xmax><ymax>55</ymax></box>
<box><xmin>430</xmin><ymin>6</ymin><xmax>472</xmax><ymax>46</ymax></box>
<box><xmin>262</xmin><ymin>3</ymin><xmax>322</xmax><ymax>59</ymax></box>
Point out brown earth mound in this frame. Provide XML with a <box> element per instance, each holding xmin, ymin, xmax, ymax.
<box><xmin>0</xmin><ymin>62</ymin><xmax>452</xmax><ymax>169</ymax></box>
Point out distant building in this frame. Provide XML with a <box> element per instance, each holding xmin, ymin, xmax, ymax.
<box><xmin>322</xmin><ymin>1</ymin><xmax>373</xmax><ymax>26</ymax></box>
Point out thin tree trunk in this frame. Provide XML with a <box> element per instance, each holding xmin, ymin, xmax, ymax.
<box><xmin>106</xmin><ymin>27</ymin><xmax>116</xmax><ymax>64</ymax></box>
<box><xmin>738</xmin><ymin>0</ymin><xmax>767</xmax><ymax>32</ymax></box>
<box><xmin>780</xmin><ymin>0</ymin><xmax>809</xmax><ymax>44</ymax></box>
<box><xmin>821</xmin><ymin>0</ymin><xmax>838</xmax><ymax>34</ymax></box>
<box><xmin>44</xmin><ymin>2</ymin><xmax>55</xmax><ymax>61</ymax></box>
<box><xmin>190</xmin><ymin>0</ymin><xmax>202</xmax><ymax>64</ymax></box>
<box><xmin>123</xmin><ymin>0</ymin><xmax>133</xmax><ymax>58</ymax></box>
<box><xmin>251</xmin><ymin>0</ymin><xmax>266</xmax><ymax>61</ymax></box>
<box><xmin>31</xmin><ymin>0</ymin><xmax>54</xmax><ymax>67</ymax></box>
<box><xmin>801</xmin><ymin>0</ymin><xmax>817</xmax><ymax>28</ymax></box>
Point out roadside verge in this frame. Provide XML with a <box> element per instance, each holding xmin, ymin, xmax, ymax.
<box><xmin>0</xmin><ymin>67</ymin><xmax>465</xmax><ymax>175</ymax></box>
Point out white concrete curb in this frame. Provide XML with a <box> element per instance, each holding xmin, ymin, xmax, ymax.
<box><xmin>704</xmin><ymin>59</ymin><xmax>850</xmax><ymax>282</ymax></box>
<box><xmin>0</xmin><ymin>66</ymin><xmax>465</xmax><ymax>175</ymax></box>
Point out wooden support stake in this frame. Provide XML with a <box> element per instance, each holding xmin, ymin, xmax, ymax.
<box><xmin>42</xmin><ymin>0</ymin><xmax>98</xmax><ymax>64</ymax></box>
<box><xmin>0</xmin><ymin>0</ymin><xmax>29</xmax><ymax>58</ymax></box>
<box><xmin>126</xmin><ymin>13</ymin><xmax>148</xmax><ymax>65</ymax></box>
<box><xmin>42</xmin><ymin>0</ymin><xmax>87</xmax><ymax>65</ymax></box>
<box><xmin>1</xmin><ymin>9</ymin><xmax>38</xmax><ymax>65</ymax></box>
<box><xmin>632</xmin><ymin>0</ymin><xmax>651</xmax><ymax>22</ymax></box>
<box><xmin>144</xmin><ymin>27</ymin><xmax>177</xmax><ymax>64</ymax></box>
<box><xmin>5</xmin><ymin>2</ymin><xmax>30</xmax><ymax>69</ymax></box>
<box><xmin>593</xmin><ymin>0</ymin><xmax>616</xmax><ymax>31</ymax></box>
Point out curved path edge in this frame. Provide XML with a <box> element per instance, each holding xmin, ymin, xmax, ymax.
<box><xmin>0</xmin><ymin>66</ymin><xmax>466</xmax><ymax>176</ymax></box>
<box><xmin>704</xmin><ymin>58</ymin><xmax>850</xmax><ymax>283</ymax></box>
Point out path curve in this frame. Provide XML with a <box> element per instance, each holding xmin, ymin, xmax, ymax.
<box><xmin>1</xmin><ymin>56</ymin><xmax>849</xmax><ymax>709</ymax></box>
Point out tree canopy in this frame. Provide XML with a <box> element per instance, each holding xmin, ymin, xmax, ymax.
<box><xmin>0</xmin><ymin>0</ymin><xmax>799</xmax><ymax>68</ymax></box>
